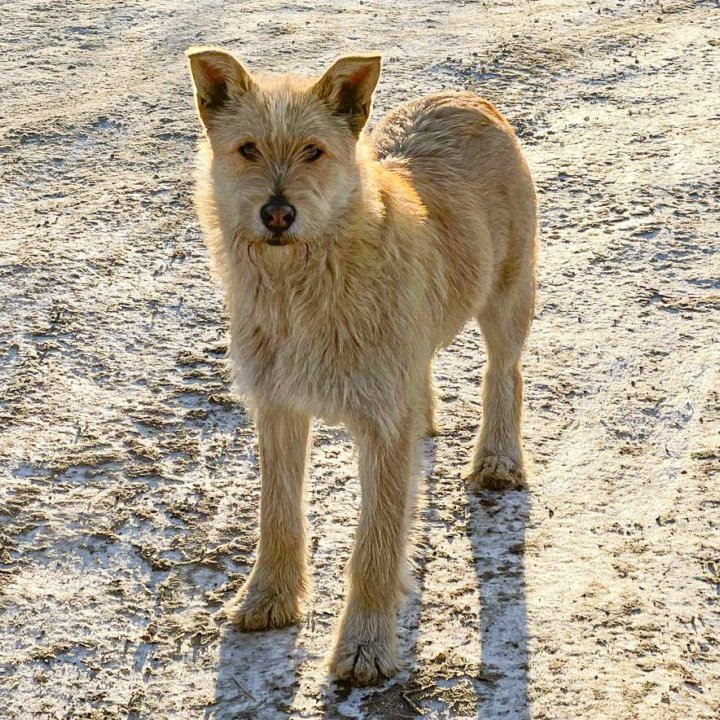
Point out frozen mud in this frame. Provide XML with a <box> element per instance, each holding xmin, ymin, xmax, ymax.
<box><xmin>1</xmin><ymin>1</ymin><xmax>718</xmax><ymax>718</ymax></box>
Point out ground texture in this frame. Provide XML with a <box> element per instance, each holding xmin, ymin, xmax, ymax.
<box><xmin>1</xmin><ymin>0</ymin><xmax>719</xmax><ymax>718</ymax></box>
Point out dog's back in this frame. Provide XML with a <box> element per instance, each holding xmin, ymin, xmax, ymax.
<box><xmin>371</xmin><ymin>92</ymin><xmax>537</xmax><ymax>333</ymax></box>
<box><xmin>372</xmin><ymin>91</ymin><xmax>513</xmax><ymax>163</ymax></box>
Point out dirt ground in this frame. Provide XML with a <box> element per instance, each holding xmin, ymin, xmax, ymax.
<box><xmin>1</xmin><ymin>0</ymin><xmax>719</xmax><ymax>718</ymax></box>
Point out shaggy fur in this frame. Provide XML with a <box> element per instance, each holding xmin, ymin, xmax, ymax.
<box><xmin>187</xmin><ymin>48</ymin><xmax>537</xmax><ymax>685</ymax></box>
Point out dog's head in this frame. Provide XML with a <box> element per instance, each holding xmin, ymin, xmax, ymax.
<box><xmin>187</xmin><ymin>49</ymin><xmax>381</xmax><ymax>251</ymax></box>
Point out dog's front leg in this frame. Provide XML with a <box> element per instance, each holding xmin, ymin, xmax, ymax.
<box><xmin>331</xmin><ymin>414</ymin><xmax>414</xmax><ymax>685</ymax></box>
<box><xmin>227</xmin><ymin>404</ymin><xmax>310</xmax><ymax>630</ymax></box>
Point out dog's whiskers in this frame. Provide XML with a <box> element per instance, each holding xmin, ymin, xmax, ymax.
<box><xmin>298</xmin><ymin>241</ymin><xmax>310</xmax><ymax>269</ymax></box>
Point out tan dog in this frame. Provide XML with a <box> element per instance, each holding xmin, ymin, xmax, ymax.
<box><xmin>187</xmin><ymin>48</ymin><xmax>537</xmax><ymax>685</ymax></box>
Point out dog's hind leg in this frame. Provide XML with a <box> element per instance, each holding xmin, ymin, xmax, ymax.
<box><xmin>226</xmin><ymin>404</ymin><xmax>310</xmax><ymax>629</ymax></box>
<box><xmin>468</xmin><ymin>272</ymin><xmax>534</xmax><ymax>491</ymax></box>
<box><xmin>330</xmin><ymin>411</ymin><xmax>416</xmax><ymax>685</ymax></box>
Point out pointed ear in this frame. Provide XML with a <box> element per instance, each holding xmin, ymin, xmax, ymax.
<box><xmin>312</xmin><ymin>55</ymin><xmax>382</xmax><ymax>137</ymax></box>
<box><xmin>186</xmin><ymin>48</ymin><xmax>255</xmax><ymax>128</ymax></box>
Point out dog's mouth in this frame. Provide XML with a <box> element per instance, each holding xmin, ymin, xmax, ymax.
<box><xmin>266</xmin><ymin>235</ymin><xmax>291</xmax><ymax>247</ymax></box>
<box><xmin>246</xmin><ymin>237</ymin><xmax>310</xmax><ymax>268</ymax></box>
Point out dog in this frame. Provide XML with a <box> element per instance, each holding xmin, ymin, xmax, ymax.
<box><xmin>187</xmin><ymin>48</ymin><xmax>537</xmax><ymax>686</ymax></box>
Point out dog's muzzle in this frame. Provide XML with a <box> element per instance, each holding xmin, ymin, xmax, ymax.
<box><xmin>260</xmin><ymin>196</ymin><xmax>296</xmax><ymax>241</ymax></box>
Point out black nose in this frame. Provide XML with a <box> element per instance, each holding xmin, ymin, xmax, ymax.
<box><xmin>260</xmin><ymin>196</ymin><xmax>296</xmax><ymax>233</ymax></box>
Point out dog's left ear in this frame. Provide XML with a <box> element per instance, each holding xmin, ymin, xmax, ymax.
<box><xmin>312</xmin><ymin>55</ymin><xmax>382</xmax><ymax>137</ymax></box>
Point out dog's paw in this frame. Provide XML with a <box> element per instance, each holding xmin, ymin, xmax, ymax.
<box><xmin>467</xmin><ymin>452</ymin><xmax>527</xmax><ymax>491</ymax></box>
<box><xmin>330</xmin><ymin>610</ymin><xmax>400</xmax><ymax>685</ymax></box>
<box><xmin>226</xmin><ymin>582</ymin><xmax>302</xmax><ymax>631</ymax></box>
<box><xmin>331</xmin><ymin>638</ymin><xmax>399</xmax><ymax>686</ymax></box>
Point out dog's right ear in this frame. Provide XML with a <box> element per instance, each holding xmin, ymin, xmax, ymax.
<box><xmin>187</xmin><ymin>48</ymin><xmax>255</xmax><ymax>128</ymax></box>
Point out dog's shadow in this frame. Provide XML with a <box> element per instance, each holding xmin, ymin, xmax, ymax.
<box><xmin>207</xmin><ymin>437</ymin><xmax>530</xmax><ymax>719</ymax></box>
<box><xmin>463</xmin><ymin>484</ymin><xmax>531</xmax><ymax>720</ymax></box>
<box><xmin>208</xmin><ymin>620</ymin><xmax>305</xmax><ymax>719</ymax></box>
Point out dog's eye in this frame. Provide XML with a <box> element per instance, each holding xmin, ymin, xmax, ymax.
<box><xmin>239</xmin><ymin>142</ymin><xmax>259</xmax><ymax>160</ymax></box>
<box><xmin>303</xmin><ymin>145</ymin><xmax>324</xmax><ymax>162</ymax></box>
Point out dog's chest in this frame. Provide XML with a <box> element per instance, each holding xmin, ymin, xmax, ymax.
<box><xmin>230</xmin><ymin>290</ymin><xmax>365</xmax><ymax>417</ymax></box>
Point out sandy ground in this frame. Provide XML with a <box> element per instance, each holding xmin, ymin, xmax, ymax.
<box><xmin>1</xmin><ymin>0</ymin><xmax>719</xmax><ymax>718</ymax></box>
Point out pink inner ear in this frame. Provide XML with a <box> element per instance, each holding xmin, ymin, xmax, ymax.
<box><xmin>348</xmin><ymin>68</ymin><xmax>370</xmax><ymax>86</ymax></box>
<box><xmin>200</xmin><ymin>60</ymin><xmax>224</xmax><ymax>86</ymax></box>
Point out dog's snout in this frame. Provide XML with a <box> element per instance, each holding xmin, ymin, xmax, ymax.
<box><xmin>260</xmin><ymin>196</ymin><xmax>296</xmax><ymax>234</ymax></box>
